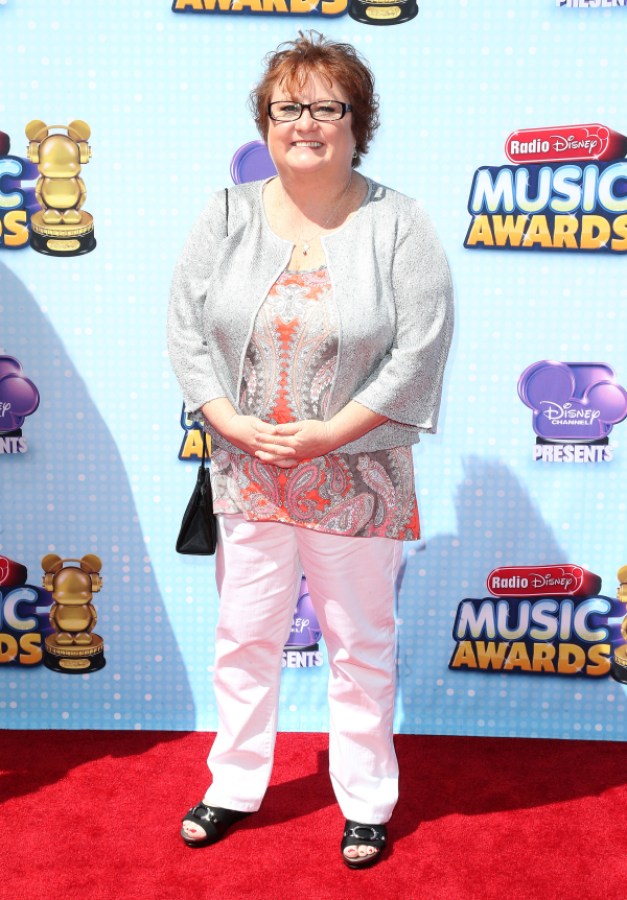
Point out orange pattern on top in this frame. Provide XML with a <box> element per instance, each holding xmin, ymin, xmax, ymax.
<box><xmin>274</xmin><ymin>319</ymin><xmax>298</xmax><ymax>424</ymax></box>
<box><xmin>211</xmin><ymin>267</ymin><xmax>420</xmax><ymax>540</ymax></box>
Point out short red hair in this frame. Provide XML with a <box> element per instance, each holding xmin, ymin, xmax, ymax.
<box><xmin>250</xmin><ymin>31</ymin><xmax>380</xmax><ymax>168</ymax></box>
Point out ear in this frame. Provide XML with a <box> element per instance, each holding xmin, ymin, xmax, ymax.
<box><xmin>80</xmin><ymin>554</ymin><xmax>102</xmax><ymax>574</ymax></box>
<box><xmin>25</xmin><ymin>120</ymin><xmax>49</xmax><ymax>142</ymax></box>
<box><xmin>520</xmin><ymin>361</ymin><xmax>574</xmax><ymax>410</ymax></box>
<box><xmin>584</xmin><ymin>381</ymin><xmax>627</xmax><ymax>426</ymax></box>
<box><xmin>67</xmin><ymin>120</ymin><xmax>91</xmax><ymax>142</ymax></box>
<box><xmin>41</xmin><ymin>553</ymin><xmax>63</xmax><ymax>574</ymax></box>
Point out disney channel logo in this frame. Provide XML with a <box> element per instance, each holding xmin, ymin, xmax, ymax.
<box><xmin>0</xmin><ymin>356</ymin><xmax>40</xmax><ymax>454</ymax></box>
<box><xmin>449</xmin><ymin>564</ymin><xmax>619</xmax><ymax>678</ymax></box>
<box><xmin>518</xmin><ymin>361</ymin><xmax>627</xmax><ymax>462</ymax></box>
<box><xmin>465</xmin><ymin>121</ymin><xmax>627</xmax><ymax>253</ymax></box>
<box><xmin>283</xmin><ymin>576</ymin><xmax>323</xmax><ymax>668</ymax></box>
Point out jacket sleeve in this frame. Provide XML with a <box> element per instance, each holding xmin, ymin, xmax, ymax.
<box><xmin>351</xmin><ymin>206</ymin><xmax>454</xmax><ymax>433</ymax></box>
<box><xmin>167</xmin><ymin>191</ymin><xmax>228</xmax><ymax>413</ymax></box>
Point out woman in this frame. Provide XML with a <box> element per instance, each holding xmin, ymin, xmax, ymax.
<box><xmin>168</xmin><ymin>31</ymin><xmax>453</xmax><ymax>868</ymax></box>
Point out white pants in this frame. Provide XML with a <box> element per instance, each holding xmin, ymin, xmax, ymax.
<box><xmin>203</xmin><ymin>514</ymin><xmax>402</xmax><ymax>824</ymax></box>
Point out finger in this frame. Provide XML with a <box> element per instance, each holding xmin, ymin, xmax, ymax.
<box><xmin>254</xmin><ymin>449</ymin><xmax>296</xmax><ymax>463</ymax></box>
<box><xmin>254</xmin><ymin>429</ymin><xmax>294</xmax><ymax>443</ymax></box>
<box><xmin>255</xmin><ymin>438</ymin><xmax>297</xmax><ymax>454</ymax></box>
<box><xmin>255</xmin><ymin>435</ymin><xmax>297</xmax><ymax>452</ymax></box>
<box><xmin>254</xmin><ymin>452</ymin><xmax>298</xmax><ymax>469</ymax></box>
<box><xmin>273</xmin><ymin>422</ymin><xmax>301</xmax><ymax>435</ymax></box>
<box><xmin>252</xmin><ymin>420</ymin><xmax>278</xmax><ymax>434</ymax></box>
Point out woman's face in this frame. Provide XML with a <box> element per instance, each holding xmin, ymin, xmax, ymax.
<box><xmin>266</xmin><ymin>70</ymin><xmax>356</xmax><ymax>182</ymax></box>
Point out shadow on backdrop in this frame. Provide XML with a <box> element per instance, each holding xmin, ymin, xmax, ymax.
<box><xmin>396</xmin><ymin>455</ymin><xmax>569</xmax><ymax>735</ymax></box>
<box><xmin>0</xmin><ymin>263</ymin><xmax>195</xmax><ymax>752</ymax></box>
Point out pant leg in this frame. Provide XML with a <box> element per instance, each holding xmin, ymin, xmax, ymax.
<box><xmin>203</xmin><ymin>514</ymin><xmax>301</xmax><ymax>812</ymax></box>
<box><xmin>295</xmin><ymin>529</ymin><xmax>402</xmax><ymax>824</ymax></box>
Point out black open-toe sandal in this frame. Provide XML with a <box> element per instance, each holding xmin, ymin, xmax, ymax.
<box><xmin>180</xmin><ymin>802</ymin><xmax>251</xmax><ymax>848</ymax></box>
<box><xmin>341</xmin><ymin>820</ymin><xmax>388</xmax><ymax>869</ymax></box>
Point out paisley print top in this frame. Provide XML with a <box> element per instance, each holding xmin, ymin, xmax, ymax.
<box><xmin>211</xmin><ymin>267</ymin><xmax>419</xmax><ymax>540</ymax></box>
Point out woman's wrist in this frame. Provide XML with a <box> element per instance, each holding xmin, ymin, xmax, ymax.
<box><xmin>326</xmin><ymin>402</ymin><xmax>387</xmax><ymax>448</ymax></box>
<box><xmin>200</xmin><ymin>398</ymin><xmax>238</xmax><ymax>437</ymax></box>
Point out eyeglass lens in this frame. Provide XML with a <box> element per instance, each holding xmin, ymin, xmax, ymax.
<box><xmin>269</xmin><ymin>101</ymin><xmax>346</xmax><ymax>122</ymax></box>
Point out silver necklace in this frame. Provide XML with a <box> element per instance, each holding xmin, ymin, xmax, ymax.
<box><xmin>290</xmin><ymin>174</ymin><xmax>353</xmax><ymax>256</ymax></box>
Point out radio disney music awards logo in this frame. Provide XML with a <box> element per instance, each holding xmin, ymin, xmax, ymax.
<box><xmin>0</xmin><ymin>129</ymin><xmax>38</xmax><ymax>249</ymax></box>
<box><xmin>347</xmin><ymin>0</ymin><xmax>417</xmax><ymax>26</ymax></box>
<box><xmin>41</xmin><ymin>554</ymin><xmax>105</xmax><ymax>673</ymax></box>
<box><xmin>172</xmin><ymin>0</ymin><xmax>347</xmax><ymax>17</ymax></box>
<box><xmin>518</xmin><ymin>361</ymin><xmax>627</xmax><ymax>463</ymax></box>
<box><xmin>172</xmin><ymin>0</ymin><xmax>417</xmax><ymax>24</ymax></box>
<box><xmin>0</xmin><ymin>356</ymin><xmax>40</xmax><ymax>454</ymax></box>
<box><xmin>178</xmin><ymin>405</ymin><xmax>209</xmax><ymax>460</ymax></box>
<box><xmin>465</xmin><ymin>123</ymin><xmax>627</xmax><ymax>252</ymax></box>
<box><xmin>1</xmin><ymin>121</ymin><xmax>95</xmax><ymax>255</ymax></box>
<box><xmin>449</xmin><ymin>565</ymin><xmax>620</xmax><ymax>678</ymax></box>
<box><xmin>0</xmin><ymin>556</ymin><xmax>54</xmax><ymax>667</ymax></box>
<box><xmin>25</xmin><ymin>119</ymin><xmax>96</xmax><ymax>257</ymax></box>
<box><xmin>283</xmin><ymin>576</ymin><xmax>324</xmax><ymax>669</ymax></box>
<box><xmin>556</xmin><ymin>0</ymin><xmax>626</xmax><ymax>7</ymax></box>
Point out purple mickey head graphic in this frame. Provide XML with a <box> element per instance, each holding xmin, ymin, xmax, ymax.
<box><xmin>230</xmin><ymin>141</ymin><xmax>277</xmax><ymax>186</ymax></box>
<box><xmin>285</xmin><ymin>576</ymin><xmax>322</xmax><ymax>649</ymax></box>
<box><xmin>518</xmin><ymin>360</ymin><xmax>627</xmax><ymax>442</ymax></box>
<box><xmin>0</xmin><ymin>356</ymin><xmax>40</xmax><ymax>433</ymax></box>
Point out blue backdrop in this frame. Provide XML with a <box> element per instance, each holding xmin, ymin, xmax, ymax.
<box><xmin>1</xmin><ymin>0</ymin><xmax>626</xmax><ymax>739</ymax></box>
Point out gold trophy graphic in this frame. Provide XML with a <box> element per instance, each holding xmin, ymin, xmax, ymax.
<box><xmin>41</xmin><ymin>554</ymin><xmax>105</xmax><ymax>673</ymax></box>
<box><xmin>348</xmin><ymin>0</ymin><xmax>418</xmax><ymax>26</ymax></box>
<box><xmin>611</xmin><ymin>565</ymin><xmax>627</xmax><ymax>683</ymax></box>
<box><xmin>25</xmin><ymin>119</ymin><xmax>96</xmax><ymax>256</ymax></box>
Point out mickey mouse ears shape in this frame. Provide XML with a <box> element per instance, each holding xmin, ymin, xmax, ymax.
<box><xmin>518</xmin><ymin>360</ymin><xmax>574</xmax><ymax>409</ymax></box>
<box><xmin>230</xmin><ymin>141</ymin><xmax>277</xmax><ymax>186</ymax></box>
<box><xmin>0</xmin><ymin>355</ymin><xmax>40</xmax><ymax>433</ymax></box>
<box><xmin>518</xmin><ymin>360</ymin><xmax>627</xmax><ymax>442</ymax></box>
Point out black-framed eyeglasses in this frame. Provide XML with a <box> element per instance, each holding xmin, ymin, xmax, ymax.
<box><xmin>267</xmin><ymin>100</ymin><xmax>353</xmax><ymax>123</ymax></box>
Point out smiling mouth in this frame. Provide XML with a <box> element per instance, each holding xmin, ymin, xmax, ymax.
<box><xmin>292</xmin><ymin>141</ymin><xmax>323</xmax><ymax>148</ymax></box>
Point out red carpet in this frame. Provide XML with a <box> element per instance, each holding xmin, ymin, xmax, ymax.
<box><xmin>2</xmin><ymin>730</ymin><xmax>627</xmax><ymax>899</ymax></box>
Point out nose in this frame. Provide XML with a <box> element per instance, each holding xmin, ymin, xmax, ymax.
<box><xmin>295</xmin><ymin>107</ymin><xmax>318</xmax><ymax>129</ymax></box>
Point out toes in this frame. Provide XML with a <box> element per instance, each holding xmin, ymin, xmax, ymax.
<box><xmin>182</xmin><ymin>821</ymin><xmax>207</xmax><ymax>841</ymax></box>
<box><xmin>343</xmin><ymin>845</ymin><xmax>378</xmax><ymax>860</ymax></box>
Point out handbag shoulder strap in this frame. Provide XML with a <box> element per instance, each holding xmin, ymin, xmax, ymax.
<box><xmin>200</xmin><ymin>431</ymin><xmax>209</xmax><ymax>468</ymax></box>
<box><xmin>196</xmin><ymin>191</ymin><xmax>227</xmax><ymax>473</ymax></box>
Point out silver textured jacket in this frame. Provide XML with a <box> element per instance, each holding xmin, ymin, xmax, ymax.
<box><xmin>168</xmin><ymin>177</ymin><xmax>454</xmax><ymax>454</ymax></box>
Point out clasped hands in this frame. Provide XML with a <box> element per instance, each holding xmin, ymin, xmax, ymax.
<box><xmin>203</xmin><ymin>397</ymin><xmax>385</xmax><ymax>468</ymax></box>
<box><xmin>224</xmin><ymin>415</ymin><xmax>335</xmax><ymax>469</ymax></box>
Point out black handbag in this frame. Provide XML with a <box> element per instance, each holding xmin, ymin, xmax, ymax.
<box><xmin>176</xmin><ymin>188</ymin><xmax>228</xmax><ymax>556</ymax></box>
<box><xmin>176</xmin><ymin>432</ymin><xmax>217</xmax><ymax>555</ymax></box>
